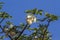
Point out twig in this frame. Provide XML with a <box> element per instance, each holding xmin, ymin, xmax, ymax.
<box><xmin>42</xmin><ymin>19</ymin><xmax>51</xmax><ymax>40</ymax></box>
<box><xmin>37</xmin><ymin>17</ymin><xmax>48</xmax><ymax>22</ymax></box>
<box><xmin>8</xmin><ymin>35</ymin><xmax>13</xmax><ymax>40</ymax></box>
<box><xmin>15</xmin><ymin>24</ymin><xmax>30</xmax><ymax>40</ymax></box>
<box><xmin>0</xmin><ymin>18</ymin><xmax>13</xmax><ymax>40</ymax></box>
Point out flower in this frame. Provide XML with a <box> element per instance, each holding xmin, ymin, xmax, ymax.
<box><xmin>4</xmin><ymin>28</ymin><xmax>9</xmax><ymax>31</ymax></box>
<box><xmin>9</xmin><ymin>24</ymin><xmax>14</xmax><ymax>28</ymax></box>
<box><xmin>35</xmin><ymin>36</ymin><xmax>38</xmax><ymax>38</ymax></box>
<box><xmin>26</xmin><ymin>14</ymin><xmax>36</xmax><ymax>25</ymax></box>
<box><xmin>4</xmin><ymin>27</ymin><xmax>9</xmax><ymax>33</ymax></box>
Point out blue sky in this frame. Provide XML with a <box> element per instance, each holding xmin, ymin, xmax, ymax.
<box><xmin>0</xmin><ymin>0</ymin><xmax>60</xmax><ymax>40</ymax></box>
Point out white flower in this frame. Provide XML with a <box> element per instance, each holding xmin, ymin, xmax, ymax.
<box><xmin>9</xmin><ymin>24</ymin><xmax>14</xmax><ymax>28</ymax></box>
<box><xmin>4</xmin><ymin>28</ymin><xmax>9</xmax><ymax>31</ymax></box>
<box><xmin>4</xmin><ymin>28</ymin><xmax>9</xmax><ymax>32</ymax></box>
<box><xmin>33</xmin><ymin>17</ymin><xmax>36</xmax><ymax>22</ymax></box>
<box><xmin>26</xmin><ymin>14</ymin><xmax>37</xmax><ymax>25</ymax></box>
<box><xmin>27</xmin><ymin>14</ymin><xmax>33</xmax><ymax>18</ymax></box>
<box><xmin>35</xmin><ymin>36</ymin><xmax>38</xmax><ymax>38</ymax></box>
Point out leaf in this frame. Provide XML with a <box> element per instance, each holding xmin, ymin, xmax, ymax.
<box><xmin>9</xmin><ymin>16</ymin><xmax>12</xmax><ymax>18</ymax></box>
<box><xmin>27</xmin><ymin>28</ymin><xmax>34</xmax><ymax>30</ymax></box>
<box><xmin>38</xmin><ymin>10</ymin><xmax>43</xmax><ymax>15</ymax></box>
<box><xmin>32</xmin><ymin>8</ymin><xmax>37</xmax><ymax>14</ymax></box>
<box><xmin>50</xmin><ymin>15</ymin><xmax>58</xmax><ymax>21</ymax></box>
<box><xmin>38</xmin><ymin>37</ymin><xmax>42</xmax><ymax>40</ymax></box>
<box><xmin>0</xmin><ymin>12</ymin><xmax>12</xmax><ymax>18</ymax></box>
<box><xmin>33</xmin><ymin>28</ymin><xmax>37</xmax><ymax>30</ymax></box>
<box><xmin>32</xmin><ymin>33</ymin><xmax>36</xmax><ymax>36</ymax></box>
<box><xmin>0</xmin><ymin>6</ymin><xmax>2</xmax><ymax>9</ymax></box>
<box><xmin>35</xmin><ymin>9</ymin><xmax>38</xmax><ymax>15</ymax></box>
<box><xmin>45</xmin><ymin>13</ymin><xmax>51</xmax><ymax>18</ymax></box>
<box><xmin>0</xmin><ymin>2</ymin><xmax>4</xmax><ymax>4</ymax></box>
<box><xmin>0</xmin><ymin>12</ymin><xmax>3</xmax><ymax>17</ymax></box>
<box><xmin>20</xmin><ymin>23</ymin><xmax>25</xmax><ymax>26</ymax></box>
<box><xmin>25</xmin><ymin>10</ymin><xmax>32</xmax><ymax>13</ymax></box>
<box><xmin>0</xmin><ymin>2</ymin><xmax>4</xmax><ymax>9</ymax></box>
<box><xmin>0</xmin><ymin>36</ymin><xmax>4</xmax><ymax>39</ymax></box>
<box><xmin>6</xmin><ymin>21</ymin><xmax>12</xmax><ymax>25</ymax></box>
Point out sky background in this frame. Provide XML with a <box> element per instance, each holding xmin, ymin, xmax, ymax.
<box><xmin>0</xmin><ymin>0</ymin><xmax>60</xmax><ymax>40</ymax></box>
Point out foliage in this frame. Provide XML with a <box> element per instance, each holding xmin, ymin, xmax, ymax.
<box><xmin>0</xmin><ymin>2</ymin><xmax>4</xmax><ymax>9</ymax></box>
<box><xmin>0</xmin><ymin>2</ymin><xmax>59</xmax><ymax>40</ymax></box>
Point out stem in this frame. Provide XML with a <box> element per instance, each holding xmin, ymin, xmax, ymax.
<box><xmin>0</xmin><ymin>13</ymin><xmax>13</xmax><ymax>40</ymax></box>
<box><xmin>0</xmin><ymin>18</ymin><xmax>5</xmax><ymax>31</ymax></box>
<box><xmin>15</xmin><ymin>24</ymin><xmax>30</xmax><ymax>40</ymax></box>
<box><xmin>8</xmin><ymin>35</ymin><xmax>13</xmax><ymax>40</ymax></box>
<box><xmin>0</xmin><ymin>18</ymin><xmax>5</xmax><ymax>23</ymax></box>
<box><xmin>42</xmin><ymin>19</ymin><xmax>51</xmax><ymax>40</ymax></box>
<box><xmin>37</xmin><ymin>17</ymin><xmax>48</xmax><ymax>22</ymax></box>
<box><xmin>0</xmin><ymin>18</ymin><xmax>13</xmax><ymax>40</ymax></box>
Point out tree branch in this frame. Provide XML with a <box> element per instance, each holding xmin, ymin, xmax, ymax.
<box><xmin>0</xmin><ymin>18</ymin><xmax>14</xmax><ymax>40</ymax></box>
<box><xmin>8</xmin><ymin>35</ymin><xmax>13</xmax><ymax>40</ymax></box>
<box><xmin>15</xmin><ymin>24</ymin><xmax>30</xmax><ymax>40</ymax></box>
<box><xmin>37</xmin><ymin>17</ymin><xmax>48</xmax><ymax>22</ymax></box>
<box><xmin>42</xmin><ymin>19</ymin><xmax>51</xmax><ymax>40</ymax></box>
<box><xmin>0</xmin><ymin>18</ymin><xmax>5</xmax><ymax>31</ymax></box>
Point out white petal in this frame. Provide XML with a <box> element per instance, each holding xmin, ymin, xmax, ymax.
<box><xmin>5</xmin><ymin>28</ymin><xmax>9</xmax><ymax>31</ymax></box>
<box><xmin>28</xmin><ymin>20</ymin><xmax>33</xmax><ymax>25</ymax></box>
<box><xmin>10</xmin><ymin>24</ymin><xmax>14</xmax><ymax>28</ymax></box>
<box><xmin>27</xmin><ymin>15</ymin><xmax>32</xmax><ymax>18</ymax></box>
<box><xmin>35</xmin><ymin>36</ymin><xmax>38</xmax><ymax>38</ymax></box>
<box><xmin>33</xmin><ymin>17</ymin><xmax>36</xmax><ymax>22</ymax></box>
<box><xmin>26</xmin><ymin>14</ymin><xmax>37</xmax><ymax>24</ymax></box>
<box><xmin>27</xmin><ymin>14</ymin><xmax>33</xmax><ymax>18</ymax></box>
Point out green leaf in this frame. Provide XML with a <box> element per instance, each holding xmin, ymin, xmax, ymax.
<box><xmin>20</xmin><ymin>23</ymin><xmax>25</xmax><ymax>26</ymax></box>
<box><xmin>25</xmin><ymin>10</ymin><xmax>32</xmax><ymax>13</ymax></box>
<box><xmin>0</xmin><ymin>36</ymin><xmax>4</xmax><ymax>39</ymax></box>
<box><xmin>6</xmin><ymin>21</ymin><xmax>12</xmax><ymax>25</ymax></box>
<box><xmin>0</xmin><ymin>6</ymin><xmax>2</xmax><ymax>9</ymax></box>
<box><xmin>27</xmin><ymin>28</ymin><xmax>33</xmax><ymax>30</ymax></box>
<box><xmin>50</xmin><ymin>15</ymin><xmax>58</xmax><ymax>21</ymax></box>
<box><xmin>0</xmin><ymin>2</ymin><xmax>4</xmax><ymax>4</ymax></box>
<box><xmin>38</xmin><ymin>10</ymin><xmax>43</xmax><ymax>15</ymax></box>
<box><xmin>0</xmin><ymin>12</ymin><xmax>3</xmax><ymax>17</ymax></box>
<box><xmin>32</xmin><ymin>8</ymin><xmax>37</xmax><ymax>14</ymax></box>
<box><xmin>45</xmin><ymin>13</ymin><xmax>51</xmax><ymax>18</ymax></box>
<box><xmin>35</xmin><ymin>9</ymin><xmax>38</xmax><ymax>15</ymax></box>
<box><xmin>0</xmin><ymin>2</ymin><xmax>4</xmax><ymax>9</ymax></box>
<box><xmin>0</xmin><ymin>12</ymin><xmax>12</xmax><ymax>18</ymax></box>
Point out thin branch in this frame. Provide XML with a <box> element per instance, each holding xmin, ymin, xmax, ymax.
<box><xmin>8</xmin><ymin>35</ymin><xmax>13</xmax><ymax>40</ymax></box>
<box><xmin>0</xmin><ymin>18</ymin><xmax>5</xmax><ymax>31</ymax></box>
<box><xmin>0</xmin><ymin>18</ymin><xmax>5</xmax><ymax>24</ymax></box>
<box><xmin>15</xmin><ymin>24</ymin><xmax>30</xmax><ymax>40</ymax></box>
<box><xmin>42</xmin><ymin>19</ymin><xmax>51</xmax><ymax>40</ymax></box>
<box><xmin>0</xmin><ymin>31</ymin><xmax>3</xmax><ymax>33</ymax></box>
<box><xmin>0</xmin><ymin>12</ymin><xmax>5</xmax><ymax>24</ymax></box>
<box><xmin>37</xmin><ymin>17</ymin><xmax>48</xmax><ymax>22</ymax></box>
<box><xmin>0</xmin><ymin>18</ymin><xmax>13</xmax><ymax>40</ymax></box>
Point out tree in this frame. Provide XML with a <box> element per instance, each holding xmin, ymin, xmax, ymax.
<box><xmin>0</xmin><ymin>2</ymin><xmax>59</xmax><ymax>40</ymax></box>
